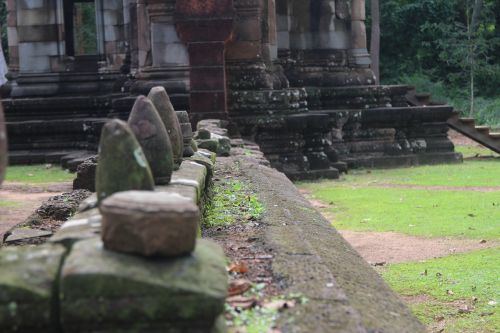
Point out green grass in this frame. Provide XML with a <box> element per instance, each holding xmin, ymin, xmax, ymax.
<box><xmin>383</xmin><ymin>248</ymin><xmax>500</xmax><ymax>332</ymax></box>
<box><xmin>298</xmin><ymin>161</ymin><xmax>500</xmax><ymax>239</ymax></box>
<box><xmin>311</xmin><ymin>161</ymin><xmax>500</xmax><ymax>188</ymax></box>
<box><xmin>5</xmin><ymin>165</ymin><xmax>74</xmax><ymax>184</ymax></box>
<box><xmin>455</xmin><ymin>145</ymin><xmax>499</xmax><ymax>159</ymax></box>
<box><xmin>303</xmin><ymin>186</ymin><xmax>499</xmax><ymax>239</ymax></box>
<box><xmin>0</xmin><ymin>200</ymin><xmax>18</xmax><ymax>207</ymax></box>
<box><xmin>204</xmin><ymin>180</ymin><xmax>265</xmax><ymax>227</ymax></box>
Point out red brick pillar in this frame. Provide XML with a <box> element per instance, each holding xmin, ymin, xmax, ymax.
<box><xmin>175</xmin><ymin>0</ymin><xmax>235</xmax><ymax>125</ymax></box>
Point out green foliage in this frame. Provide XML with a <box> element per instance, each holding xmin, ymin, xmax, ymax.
<box><xmin>383</xmin><ymin>248</ymin><xmax>500</xmax><ymax>332</ymax></box>
<box><xmin>389</xmin><ymin>73</ymin><xmax>500</xmax><ymax>127</ymax></box>
<box><xmin>204</xmin><ymin>180</ymin><xmax>265</xmax><ymax>227</ymax></box>
<box><xmin>5</xmin><ymin>165</ymin><xmax>74</xmax><ymax>184</ymax></box>
<box><xmin>0</xmin><ymin>200</ymin><xmax>18</xmax><ymax>207</ymax></box>
<box><xmin>376</xmin><ymin>0</ymin><xmax>500</xmax><ymax>112</ymax></box>
<box><xmin>298</xmin><ymin>161</ymin><xmax>500</xmax><ymax>239</ymax></box>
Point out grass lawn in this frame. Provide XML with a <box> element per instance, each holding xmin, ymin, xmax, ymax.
<box><xmin>298</xmin><ymin>161</ymin><xmax>500</xmax><ymax>239</ymax></box>
<box><xmin>5</xmin><ymin>165</ymin><xmax>74</xmax><ymax>184</ymax></box>
<box><xmin>322</xmin><ymin>160</ymin><xmax>500</xmax><ymax>188</ymax></box>
<box><xmin>383</xmin><ymin>248</ymin><xmax>499</xmax><ymax>333</ymax></box>
<box><xmin>298</xmin><ymin>160</ymin><xmax>499</xmax><ymax>332</ymax></box>
<box><xmin>455</xmin><ymin>145</ymin><xmax>499</xmax><ymax>159</ymax></box>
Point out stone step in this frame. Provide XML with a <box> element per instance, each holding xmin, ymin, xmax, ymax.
<box><xmin>490</xmin><ymin>133</ymin><xmax>500</xmax><ymax>139</ymax></box>
<box><xmin>475</xmin><ymin>126</ymin><xmax>490</xmax><ymax>135</ymax></box>
<box><xmin>459</xmin><ymin>117</ymin><xmax>476</xmax><ymax>127</ymax></box>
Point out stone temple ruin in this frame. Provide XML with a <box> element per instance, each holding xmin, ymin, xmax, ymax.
<box><xmin>0</xmin><ymin>2</ymin><xmax>453</xmax><ymax>331</ymax></box>
<box><xmin>2</xmin><ymin>0</ymin><xmax>464</xmax><ymax>180</ymax></box>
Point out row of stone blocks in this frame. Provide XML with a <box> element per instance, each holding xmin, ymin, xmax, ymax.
<box><xmin>0</xmin><ymin>89</ymin><xmax>228</xmax><ymax>332</ymax></box>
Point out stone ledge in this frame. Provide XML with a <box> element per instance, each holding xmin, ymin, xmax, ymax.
<box><xmin>232</xmin><ymin>157</ymin><xmax>426</xmax><ymax>333</ymax></box>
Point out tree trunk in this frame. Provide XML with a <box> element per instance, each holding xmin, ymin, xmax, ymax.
<box><xmin>370</xmin><ymin>0</ymin><xmax>380</xmax><ymax>84</ymax></box>
<box><xmin>468</xmin><ymin>0</ymin><xmax>483</xmax><ymax>115</ymax></box>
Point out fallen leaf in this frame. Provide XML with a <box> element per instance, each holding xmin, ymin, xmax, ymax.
<box><xmin>227</xmin><ymin>295</ymin><xmax>258</xmax><ymax>310</ymax></box>
<box><xmin>447</xmin><ymin>290</ymin><xmax>454</xmax><ymax>295</ymax></box>
<box><xmin>228</xmin><ymin>279</ymin><xmax>252</xmax><ymax>296</ymax></box>
<box><xmin>228</xmin><ymin>262</ymin><xmax>249</xmax><ymax>274</ymax></box>
<box><xmin>263</xmin><ymin>299</ymin><xmax>297</xmax><ymax>311</ymax></box>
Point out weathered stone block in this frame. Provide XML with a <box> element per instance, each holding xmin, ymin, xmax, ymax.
<box><xmin>171</xmin><ymin>160</ymin><xmax>208</xmax><ymax>199</ymax></box>
<box><xmin>0</xmin><ymin>244</ymin><xmax>66</xmax><ymax>333</ymax></box>
<box><xmin>197</xmin><ymin>139</ymin><xmax>219</xmax><ymax>154</ymax></box>
<box><xmin>100</xmin><ymin>191</ymin><xmax>199</xmax><ymax>257</ymax></box>
<box><xmin>60</xmin><ymin>238</ymin><xmax>228</xmax><ymax>333</ymax></box>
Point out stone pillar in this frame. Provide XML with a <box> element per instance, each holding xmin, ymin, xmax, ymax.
<box><xmin>14</xmin><ymin>0</ymin><xmax>65</xmax><ymax>74</ymax></box>
<box><xmin>349</xmin><ymin>0</ymin><xmax>371</xmax><ymax>67</ymax></box>
<box><xmin>6</xmin><ymin>0</ymin><xmax>19</xmax><ymax>73</ymax></box>
<box><xmin>175</xmin><ymin>0</ymin><xmax>235</xmax><ymax>125</ymax></box>
<box><xmin>0</xmin><ymin>101</ymin><xmax>6</xmax><ymax>185</ymax></box>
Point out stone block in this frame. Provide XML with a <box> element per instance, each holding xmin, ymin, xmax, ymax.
<box><xmin>0</xmin><ymin>244</ymin><xmax>66</xmax><ymax>333</ymax></box>
<box><xmin>156</xmin><ymin>183</ymin><xmax>199</xmax><ymax>205</ymax></box>
<box><xmin>197</xmin><ymin>139</ymin><xmax>219</xmax><ymax>154</ymax></box>
<box><xmin>171</xmin><ymin>160</ymin><xmax>208</xmax><ymax>199</ymax></box>
<box><xmin>100</xmin><ymin>191</ymin><xmax>199</xmax><ymax>257</ymax></box>
<box><xmin>187</xmin><ymin>152</ymin><xmax>215</xmax><ymax>176</ymax></box>
<box><xmin>60</xmin><ymin>238</ymin><xmax>228</xmax><ymax>333</ymax></box>
<box><xmin>50</xmin><ymin>214</ymin><xmax>102</xmax><ymax>246</ymax></box>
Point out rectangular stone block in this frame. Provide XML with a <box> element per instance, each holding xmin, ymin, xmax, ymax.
<box><xmin>171</xmin><ymin>160</ymin><xmax>208</xmax><ymax>199</ymax></box>
<box><xmin>0</xmin><ymin>244</ymin><xmax>66</xmax><ymax>332</ymax></box>
<box><xmin>226</xmin><ymin>41</ymin><xmax>262</xmax><ymax>60</ymax></box>
<box><xmin>18</xmin><ymin>25</ymin><xmax>59</xmax><ymax>43</ymax></box>
<box><xmin>60</xmin><ymin>238</ymin><xmax>227</xmax><ymax>333</ymax></box>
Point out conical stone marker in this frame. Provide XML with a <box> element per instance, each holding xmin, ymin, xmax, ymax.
<box><xmin>128</xmin><ymin>96</ymin><xmax>175</xmax><ymax>185</ymax></box>
<box><xmin>95</xmin><ymin>119</ymin><xmax>154</xmax><ymax>203</ymax></box>
<box><xmin>148</xmin><ymin>86</ymin><xmax>184</xmax><ymax>168</ymax></box>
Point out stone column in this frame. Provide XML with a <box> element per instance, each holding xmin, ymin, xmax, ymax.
<box><xmin>0</xmin><ymin>101</ymin><xmax>7</xmax><ymax>185</ymax></box>
<box><xmin>5</xmin><ymin>0</ymin><xmax>19</xmax><ymax>73</ymax></box>
<box><xmin>175</xmin><ymin>0</ymin><xmax>235</xmax><ymax>125</ymax></box>
<box><xmin>349</xmin><ymin>0</ymin><xmax>371</xmax><ymax>67</ymax></box>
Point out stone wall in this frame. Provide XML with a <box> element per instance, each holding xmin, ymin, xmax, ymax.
<box><xmin>0</xmin><ymin>92</ymin><xmax>229</xmax><ymax>332</ymax></box>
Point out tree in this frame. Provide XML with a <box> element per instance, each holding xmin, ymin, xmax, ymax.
<box><xmin>370</xmin><ymin>0</ymin><xmax>380</xmax><ymax>84</ymax></box>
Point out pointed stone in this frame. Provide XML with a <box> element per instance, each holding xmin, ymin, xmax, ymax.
<box><xmin>95</xmin><ymin>119</ymin><xmax>154</xmax><ymax>203</ymax></box>
<box><xmin>177</xmin><ymin>110</ymin><xmax>195</xmax><ymax>157</ymax></box>
<box><xmin>148</xmin><ymin>87</ymin><xmax>184</xmax><ymax>167</ymax></box>
<box><xmin>128</xmin><ymin>96</ymin><xmax>174</xmax><ymax>185</ymax></box>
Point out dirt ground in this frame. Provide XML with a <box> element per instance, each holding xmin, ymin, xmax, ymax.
<box><xmin>337</xmin><ymin>230</ymin><xmax>498</xmax><ymax>265</ymax></box>
<box><xmin>0</xmin><ymin>181</ymin><xmax>72</xmax><ymax>239</ymax></box>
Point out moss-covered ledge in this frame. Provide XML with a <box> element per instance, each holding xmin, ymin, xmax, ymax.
<box><xmin>229</xmin><ymin>155</ymin><xmax>426</xmax><ymax>333</ymax></box>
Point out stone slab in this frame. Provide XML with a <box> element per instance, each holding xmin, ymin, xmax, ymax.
<box><xmin>0</xmin><ymin>243</ymin><xmax>66</xmax><ymax>333</ymax></box>
<box><xmin>4</xmin><ymin>228</ymin><xmax>52</xmax><ymax>244</ymax></box>
<box><xmin>60</xmin><ymin>238</ymin><xmax>228</xmax><ymax>333</ymax></box>
<box><xmin>170</xmin><ymin>160</ymin><xmax>208</xmax><ymax>199</ymax></box>
<box><xmin>49</xmin><ymin>212</ymin><xmax>101</xmax><ymax>246</ymax></box>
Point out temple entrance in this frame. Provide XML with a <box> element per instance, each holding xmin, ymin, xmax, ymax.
<box><xmin>63</xmin><ymin>0</ymin><xmax>101</xmax><ymax>71</ymax></box>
